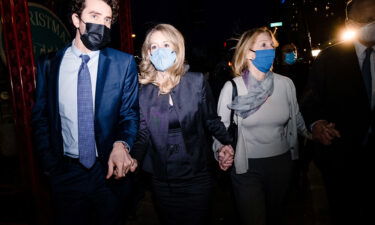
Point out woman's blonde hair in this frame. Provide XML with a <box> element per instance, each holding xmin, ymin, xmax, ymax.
<box><xmin>231</xmin><ymin>27</ymin><xmax>279</xmax><ymax>77</ymax></box>
<box><xmin>139</xmin><ymin>24</ymin><xmax>186</xmax><ymax>94</ymax></box>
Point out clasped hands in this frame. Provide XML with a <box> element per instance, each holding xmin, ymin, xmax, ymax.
<box><xmin>312</xmin><ymin>120</ymin><xmax>341</xmax><ymax>145</ymax></box>
<box><xmin>218</xmin><ymin>145</ymin><xmax>234</xmax><ymax>171</ymax></box>
<box><xmin>106</xmin><ymin>142</ymin><xmax>137</xmax><ymax>179</ymax></box>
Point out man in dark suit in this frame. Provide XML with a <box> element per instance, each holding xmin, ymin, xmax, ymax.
<box><xmin>31</xmin><ymin>0</ymin><xmax>139</xmax><ymax>224</ymax></box>
<box><xmin>302</xmin><ymin>0</ymin><xmax>374</xmax><ymax>224</ymax></box>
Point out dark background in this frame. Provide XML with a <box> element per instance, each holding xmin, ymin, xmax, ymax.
<box><xmin>131</xmin><ymin>0</ymin><xmax>347</xmax><ymax>72</ymax></box>
<box><xmin>18</xmin><ymin>0</ymin><xmax>348</xmax><ymax>72</ymax></box>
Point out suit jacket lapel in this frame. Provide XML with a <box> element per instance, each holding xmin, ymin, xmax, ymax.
<box><xmin>170</xmin><ymin>76</ymin><xmax>183</xmax><ymax>124</ymax></box>
<box><xmin>95</xmin><ymin>49</ymin><xmax>111</xmax><ymax>113</ymax></box>
<box><xmin>170</xmin><ymin>74</ymin><xmax>191</xmax><ymax>131</ymax></box>
<box><xmin>141</xmin><ymin>85</ymin><xmax>169</xmax><ymax>152</ymax></box>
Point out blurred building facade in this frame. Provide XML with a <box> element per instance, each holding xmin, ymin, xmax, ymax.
<box><xmin>275</xmin><ymin>0</ymin><xmax>347</xmax><ymax>61</ymax></box>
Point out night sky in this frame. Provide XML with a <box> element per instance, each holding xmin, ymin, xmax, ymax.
<box><xmin>24</xmin><ymin>0</ymin><xmax>346</xmax><ymax>71</ymax></box>
<box><xmin>132</xmin><ymin>0</ymin><xmax>282</xmax><ymax>67</ymax></box>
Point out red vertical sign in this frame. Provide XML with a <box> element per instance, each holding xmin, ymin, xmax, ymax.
<box><xmin>119</xmin><ymin>0</ymin><xmax>134</xmax><ymax>54</ymax></box>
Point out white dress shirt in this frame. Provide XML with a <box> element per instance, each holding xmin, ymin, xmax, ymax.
<box><xmin>354</xmin><ymin>41</ymin><xmax>375</xmax><ymax>109</ymax></box>
<box><xmin>58</xmin><ymin>40</ymin><xmax>99</xmax><ymax>158</ymax></box>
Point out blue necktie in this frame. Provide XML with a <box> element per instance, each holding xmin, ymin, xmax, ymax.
<box><xmin>362</xmin><ymin>47</ymin><xmax>373</xmax><ymax>105</ymax></box>
<box><xmin>362</xmin><ymin>48</ymin><xmax>373</xmax><ymax>146</ymax></box>
<box><xmin>78</xmin><ymin>54</ymin><xmax>96</xmax><ymax>169</ymax></box>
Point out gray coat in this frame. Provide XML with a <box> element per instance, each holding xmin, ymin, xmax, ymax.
<box><xmin>213</xmin><ymin>73</ymin><xmax>311</xmax><ymax>174</ymax></box>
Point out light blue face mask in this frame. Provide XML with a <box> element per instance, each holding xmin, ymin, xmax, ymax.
<box><xmin>150</xmin><ymin>47</ymin><xmax>177</xmax><ymax>72</ymax></box>
<box><xmin>284</xmin><ymin>52</ymin><xmax>297</xmax><ymax>65</ymax></box>
<box><xmin>250</xmin><ymin>49</ymin><xmax>276</xmax><ymax>73</ymax></box>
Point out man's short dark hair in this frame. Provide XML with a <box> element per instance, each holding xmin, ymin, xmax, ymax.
<box><xmin>71</xmin><ymin>0</ymin><xmax>119</xmax><ymax>23</ymax></box>
<box><xmin>346</xmin><ymin>0</ymin><xmax>374</xmax><ymax>21</ymax></box>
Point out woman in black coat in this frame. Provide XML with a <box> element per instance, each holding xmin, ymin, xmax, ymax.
<box><xmin>131</xmin><ymin>23</ymin><xmax>234</xmax><ymax>225</ymax></box>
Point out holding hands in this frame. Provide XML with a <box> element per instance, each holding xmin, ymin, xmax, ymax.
<box><xmin>106</xmin><ymin>142</ymin><xmax>138</xmax><ymax>179</ymax></box>
<box><xmin>218</xmin><ymin>145</ymin><xmax>234</xmax><ymax>171</ymax></box>
<box><xmin>312</xmin><ymin>120</ymin><xmax>341</xmax><ymax>145</ymax></box>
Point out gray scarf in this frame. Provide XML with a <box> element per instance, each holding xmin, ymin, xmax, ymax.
<box><xmin>228</xmin><ymin>70</ymin><xmax>274</xmax><ymax>119</ymax></box>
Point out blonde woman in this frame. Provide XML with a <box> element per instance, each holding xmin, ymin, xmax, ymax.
<box><xmin>131</xmin><ymin>23</ymin><xmax>234</xmax><ymax>225</ymax></box>
<box><xmin>214</xmin><ymin>27</ymin><xmax>311</xmax><ymax>225</ymax></box>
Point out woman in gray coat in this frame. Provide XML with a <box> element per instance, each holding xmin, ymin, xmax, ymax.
<box><xmin>214</xmin><ymin>27</ymin><xmax>311</xmax><ymax>225</ymax></box>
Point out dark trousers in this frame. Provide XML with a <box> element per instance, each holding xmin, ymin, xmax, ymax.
<box><xmin>313</xmin><ymin>141</ymin><xmax>374</xmax><ymax>225</ymax></box>
<box><xmin>231</xmin><ymin>152</ymin><xmax>292</xmax><ymax>225</ymax></box>
<box><xmin>151</xmin><ymin>172</ymin><xmax>213</xmax><ymax>225</ymax></box>
<box><xmin>49</xmin><ymin>157</ymin><xmax>133</xmax><ymax>225</ymax></box>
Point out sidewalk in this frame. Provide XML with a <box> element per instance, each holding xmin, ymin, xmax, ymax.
<box><xmin>127</xmin><ymin>162</ymin><xmax>332</xmax><ymax>225</ymax></box>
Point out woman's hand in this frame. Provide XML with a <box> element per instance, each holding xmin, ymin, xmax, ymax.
<box><xmin>218</xmin><ymin>145</ymin><xmax>234</xmax><ymax>171</ymax></box>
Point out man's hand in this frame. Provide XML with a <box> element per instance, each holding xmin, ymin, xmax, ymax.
<box><xmin>218</xmin><ymin>145</ymin><xmax>234</xmax><ymax>171</ymax></box>
<box><xmin>106</xmin><ymin>142</ymin><xmax>137</xmax><ymax>179</ymax></box>
<box><xmin>312</xmin><ymin>120</ymin><xmax>341</xmax><ymax>145</ymax></box>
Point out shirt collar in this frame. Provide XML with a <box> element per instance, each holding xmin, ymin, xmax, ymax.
<box><xmin>71</xmin><ymin>39</ymin><xmax>100</xmax><ymax>59</ymax></box>
<box><xmin>354</xmin><ymin>41</ymin><xmax>375</xmax><ymax>58</ymax></box>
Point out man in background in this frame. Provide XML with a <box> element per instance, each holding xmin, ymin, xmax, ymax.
<box><xmin>302</xmin><ymin>0</ymin><xmax>375</xmax><ymax>224</ymax></box>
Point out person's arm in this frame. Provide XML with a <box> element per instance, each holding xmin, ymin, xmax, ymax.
<box><xmin>301</xmin><ymin>54</ymin><xmax>328</xmax><ymax>128</ymax></box>
<box><xmin>130</xmin><ymin>107</ymin><xmax>151</xmax><ymax>166</ymax></box>
<box><xmin>212</xmin><ymin>81</ymin><xmax>233</xmax><ymax>152</ymax></box>
<box><xmin>31</xmin><ymin>55</ymin><xmax>60</xmax><ymax>176</ymax></box>
<box><xmin>202</xmin><ymin>79</ymin><xmax>234</xmax><ymax>170</ymax></box>
<box><xmin>201</xmin><ymin>78</ymin><xmax>232</xmax><ymax>145</ymax></box>
<box><xmin>301</xmin><ymin>54</ymin><xmax>340</xmax><ymax>145</ymax></box>
<box><xmin>106</xmin><ymin>56</ymin><xmax>139</xmax><ymax>179</ymax></box>
<box><xmin>286</xmin><ymin>77</ymin><xmax>312</xmax><ymax>140</ymax></box>
<box><xmin>115</xmin><ymin>56</ymin><xmax>140</xmax><ymax>149</ymax></box>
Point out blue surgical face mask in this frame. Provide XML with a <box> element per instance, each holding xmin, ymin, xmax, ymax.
<box><xmin>284</xmin><ymin>52</ymin><xmax>297</xmax><ymax>65</ymax></box>
<box><xmin>150</xmin><ymin>47</ymin><xmax>177</xmax><ymax>72</ymax></box>
<box><xmin>250</xmin><ymin>49</ymin><xmax>275</xmax><ymax>73</ymax></box>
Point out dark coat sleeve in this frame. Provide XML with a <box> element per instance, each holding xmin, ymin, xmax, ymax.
<box><xmin>301</xmin><ymin>52</ymin><xmax>329</xmax><ymax>128</ymax></box>
<box><xmin>130</xmin><ymin>106</ymin><xmax>150</xmax><ymax>164</ymax></box>
<box><xmin>201</xmin><ymin>78</ymin><xmax>232</xmax><ymax>145</ymax></box>
<box><xmin>31</xmin><ymin>55</ymin><xmax>60</xmax><ymax>175</ymax></box>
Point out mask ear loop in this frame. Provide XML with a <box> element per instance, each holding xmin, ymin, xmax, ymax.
<box><xmin>149</xmin><ymin>47</ymin><xmax>155</xmax><ymax>58</ymax></box>
<box><xmin>249</xmin><ymin>49</ymin><xmax>256</xmax><ymax>60</ymax></box>
<box><xmin>76</xmin><ymin>15</ymin><xmax>87</xmax><ymax>36</ymax></box>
